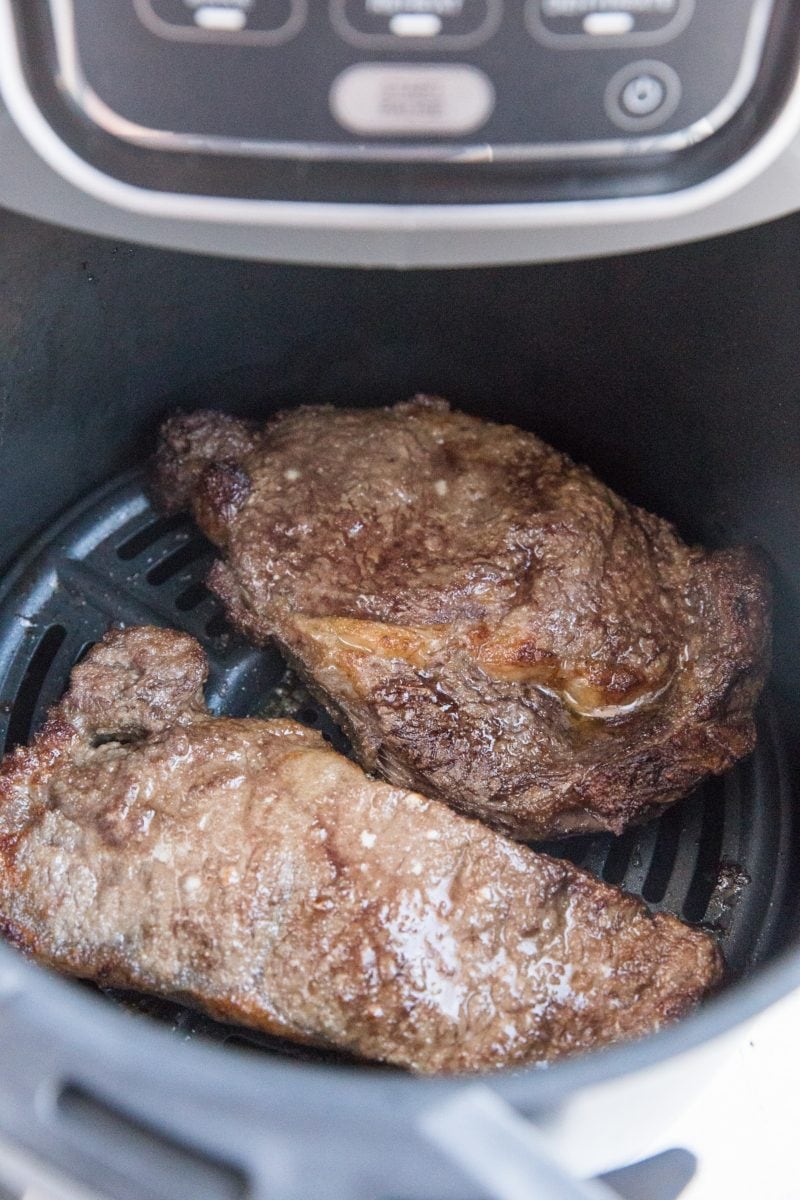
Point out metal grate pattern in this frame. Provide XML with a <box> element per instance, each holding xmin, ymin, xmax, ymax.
<box><xmin>0</xmin><ymin>471</ymin><xmax>792</xmax><ymax>1058</ymax></box>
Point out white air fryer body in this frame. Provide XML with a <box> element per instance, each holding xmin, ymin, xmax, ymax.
<box><xmin>1</xmin><ymin>1</ymin><xmax>800</xmax><ymax>266</ymax></box>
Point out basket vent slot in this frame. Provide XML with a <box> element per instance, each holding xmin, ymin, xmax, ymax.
<box><xmin>117</xmin><ymin>514</ymin><xmax>188</xmax><ymax>561</ymax></box>
<box><xmin>206</xmin><ymin>613</ymin><xmax>229</xmax><ymax>639</ymax></box>
<box><xmin>5</xmin><ymin>625</ymin><xmax>67</xmax><ymax>751</ymax></box>
<box><xmin>642</xmin><ymin>803</ymin><xmax>684</xmax><ymax>903</ymax></box>
<box><xmin>146</xmin><ymin>538</ymin><xmax>210</xmax><ymax>586</ymax></box>
<box><xmin>601</xmin><ymin>827</ymin><xmax>640</xmax><ymax>887</ymax></box>
<box><xmin>175</xmin><ymin>581</ymin><xmax>211</xmax><ymax>612</ymax></box>
<box><xmin>683</xmin><ymin>785</ymin><xmax>726</xmax><ymax>923</ymax></box>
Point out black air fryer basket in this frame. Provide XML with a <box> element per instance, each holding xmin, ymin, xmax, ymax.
<box><xmin>0</xmin><ymin>206</ymin><xmax>799</xmax><ymax>1200</ymax></box>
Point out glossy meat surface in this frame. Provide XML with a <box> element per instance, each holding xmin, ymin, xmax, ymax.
<box><xmin>0</xmin><ymin>627</ymin><xmax>721</xmax><ymax>1073</ymax></box>
<box><xmin>153</xmin><ymin>399</ymin><xmax>770</xmax><ymax>839</ymax></box>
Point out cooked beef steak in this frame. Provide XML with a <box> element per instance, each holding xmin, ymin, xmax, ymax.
<box><xmin>153</xmin><ymin>399</ymin><xmax>770</xmax><ymax>840</ymax></box>
<box><xmin>0</xmin><ymin>626</ymin><xmax>721</xmax><ymax>1074</ymax></box>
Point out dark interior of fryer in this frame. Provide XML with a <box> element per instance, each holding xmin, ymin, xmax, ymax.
<box><xmin>1</xmin><ymin>205</ymin><xmax>799</xmax><ymax>1061</ymax></box>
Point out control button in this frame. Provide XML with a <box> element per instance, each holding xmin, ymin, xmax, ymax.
<box><xmin>621</xmin><ymin>72</ymin><xmax>665</xmax><ymax>116</ymax></box>
<box><xmin>134</xmin><ymin>0</ymin><xmax>307</xmax><ymax>44</ymax></box>
<box><xmin>526</xmin><ymin>0</ymin><xmax>693</xmax><ymax>48</ymax></box>
<box><xmin>330</xmin><ymin>0</ymin><xmax>502</xmax><ymax>50</ymax></box>
<box><xmin>605</xmin><ymin>61</ymin><xmax>681</xmax><ymax>131</ymax></box>
<box><xmin>330</xmin><ymin>64</ymin><xmax>494</xmax><ymax>136</ymax></box>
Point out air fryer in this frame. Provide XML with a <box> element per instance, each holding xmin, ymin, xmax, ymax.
<box><xmin>1</xmin><ymin>3</ymin><xmax>800</xmax><ymax>1200</ymax></box>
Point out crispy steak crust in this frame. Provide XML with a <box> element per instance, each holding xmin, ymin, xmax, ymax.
<box><xmin>153</xmin><ymin>399</ymin><xmax>771</xmax><ymax>840</ymax></box>
<box><xmin>0</xmin><ymin>627</ymin><xmax>721</xmax><ymax>1074</ymax></box>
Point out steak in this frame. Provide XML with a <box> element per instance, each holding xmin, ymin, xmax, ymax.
<box><xmin>152</xmin><ymin>399</ymin><xmax>770</xmax><ymax>840</ymax></box>
<box><xmin>0</xmin><ymin>626</ymin><xmax>721</xmax><ymax>1074</ymax></box>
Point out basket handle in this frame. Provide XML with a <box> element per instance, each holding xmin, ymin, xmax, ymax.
<box><xmin>420</xmin><ymin>1085</ymin><xmax>619</xmax><ymax>1200</ymax></box>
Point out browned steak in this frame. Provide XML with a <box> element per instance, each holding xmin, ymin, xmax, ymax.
<box><xmin>0</xmin><ymin>627</ymin><xmax>721</xmax><ymax>1074</ymax></box>
<box><xmin>153</xmin><ymin>398</ymin><xmax>770</xmax><ymax>840</ymax></box>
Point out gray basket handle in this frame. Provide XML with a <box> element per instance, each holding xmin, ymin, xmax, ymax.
<box><xmin>420</xmin><ymin>1085</ymin><xmax>619</xmax><ymax>1200</ymax></box>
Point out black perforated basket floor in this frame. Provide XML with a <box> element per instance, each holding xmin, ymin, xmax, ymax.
<box><xmin>0</xmin><ymin>471</ymin><xmax>793</xmax><ymax>1060</ymax></box>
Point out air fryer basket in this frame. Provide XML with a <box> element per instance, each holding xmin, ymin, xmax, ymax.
<box><xmin>0</xmin><ymin>206</ymin><xmax>799</xmax><ymax>1199</ymax></box>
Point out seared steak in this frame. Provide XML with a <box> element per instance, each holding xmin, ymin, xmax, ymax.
<box><xmin>153</xmin><ymin>399</ymin><xmax>770</xmax><ymax>840</ymax></box>
<box><xmin>0</xmin><ymin>627</ymin><xmax>721</xmax><ymax>1074</ymax></box>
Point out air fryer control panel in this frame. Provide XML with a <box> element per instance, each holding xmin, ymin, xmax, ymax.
<box><xmin>48</xmin><ymin>0</ymin><xmax>772</xmax><ymax>156</ymax></box>
<box><xmin>6</xmin><ymin>0</ymin><xmax>798</xmax><ymax>206</ymax></box>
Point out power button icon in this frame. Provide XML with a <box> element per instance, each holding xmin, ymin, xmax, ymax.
<box><xmin>606</xmin><ymin>61</ymin><xmax>681</xmax><ymax>131</ymax></box>
<box><xmin>622</xmin><ymin>74</ymin><xmax>666</xmax><ymax>117</ymax></box>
